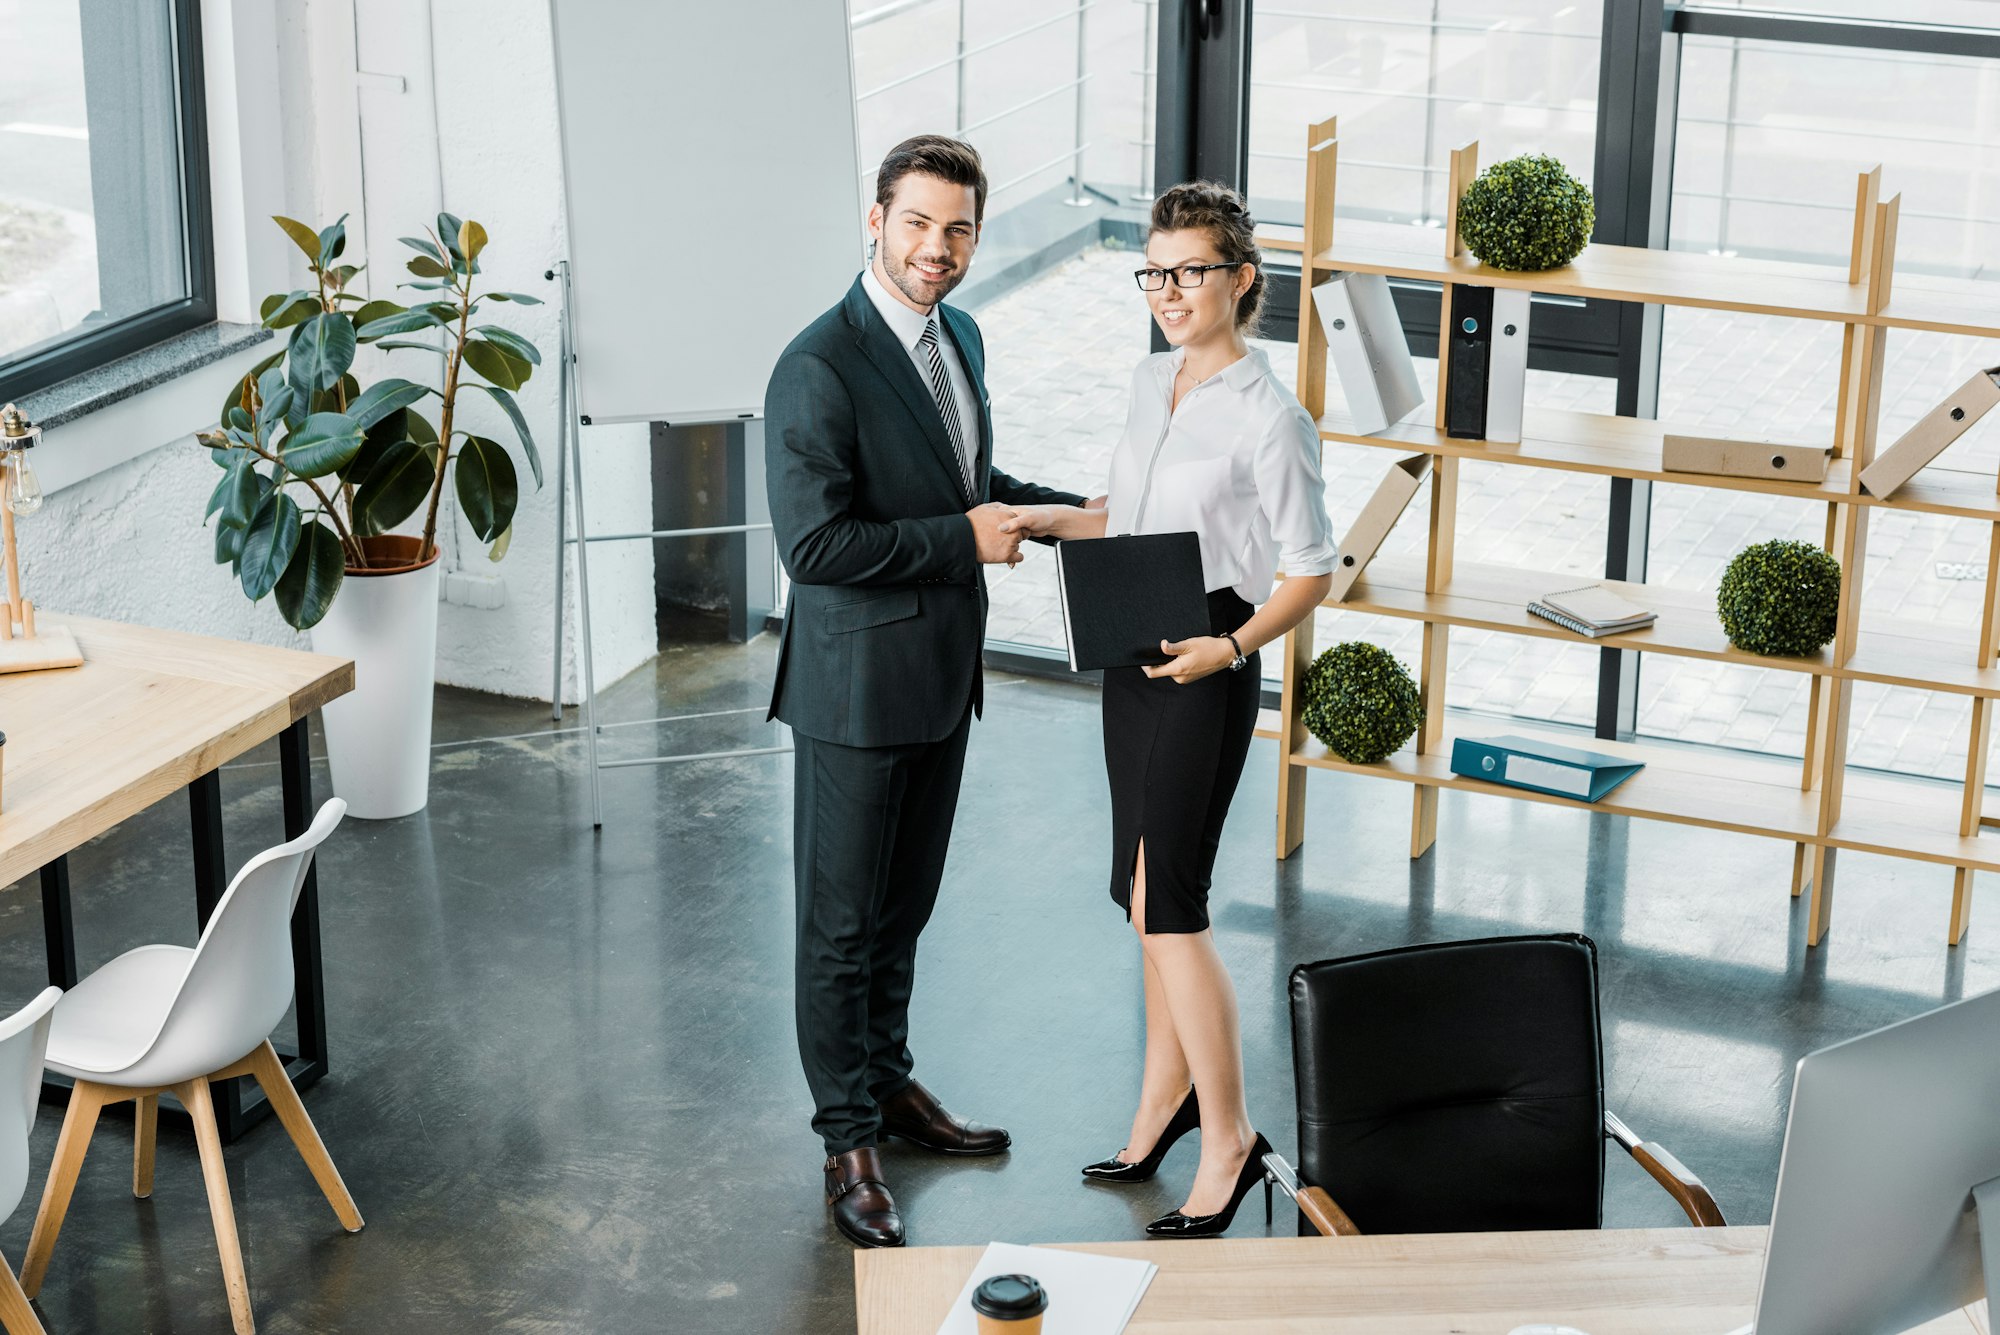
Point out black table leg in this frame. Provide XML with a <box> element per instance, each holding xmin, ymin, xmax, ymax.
<box><xmin>40</xmin><ymin>857</ymin><xmax>77</xmax><ymax>989</ymax></box>
<box><xmin>189</xmin><ymin>769</ymin><xmax>227</xmax><ymax>927</ymax></box>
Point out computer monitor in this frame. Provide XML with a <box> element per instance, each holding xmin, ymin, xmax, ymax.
<box><xmin>1745</xmin><ymin>984</ymin><xmax>2000</xmax><ymax>1335</ymax></box>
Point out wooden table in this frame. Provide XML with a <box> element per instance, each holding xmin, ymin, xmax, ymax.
<box><xmin>0</xmin><ymin>614</ymin><xmax>353</xmax><ymax>1140</ymax></box>
<box><xmin>856</xmin><ymin>1226</ymin><xmax>1993</xmax><ymax>1334</ymax></box>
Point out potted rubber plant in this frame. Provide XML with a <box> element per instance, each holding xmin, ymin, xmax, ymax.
<box><xmin>200</xmin><ymin>212</ymin><xmax>544</xmax><ymax>818</ymax></box>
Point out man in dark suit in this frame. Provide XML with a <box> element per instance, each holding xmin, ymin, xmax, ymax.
<box><xmin>765</xmin><ymin>135</ymin><xmax>1087</xmax><ymax>1248</ymax></box>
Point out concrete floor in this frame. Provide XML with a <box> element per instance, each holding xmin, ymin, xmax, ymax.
<box><xmin>3</xmin><ymin>634</ymin><xmax>1998</xmax><ymax>1333</ymax></box>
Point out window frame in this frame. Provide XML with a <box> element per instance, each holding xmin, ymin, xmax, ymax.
<box><xmin>0</xmin><ymin>0</ymin><xmax>218</xmax><ymax>404</ymax></box>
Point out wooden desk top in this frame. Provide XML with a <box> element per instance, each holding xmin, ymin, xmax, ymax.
<box><xmin>856</xmin><ymin>1226</ymin><xmax>1993</xmax><ymax>1335</ymax></box>
<box><xmin>0</xmin><ymin>614</ymin><xmax>352</xmax><ymax>886</ymax></box>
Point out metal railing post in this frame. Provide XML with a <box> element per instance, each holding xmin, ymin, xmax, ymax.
<box><xmin>955</xmin><ymin>0</ymin><xmax>968</xmax><ymax>133</ymax></box>
<box><xmin>1066</xmin><ymin>0</ymin><xmax>1094</xmax><ymax>205</ymax></box>
<box><xmin>1133</xmin><ymin>0</ymin><xmax>1156</xmax><ymax>201</ymax></box>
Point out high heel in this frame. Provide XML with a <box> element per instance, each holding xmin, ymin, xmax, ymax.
<box><xmin>1143</xmin><ymin>1132</ymin><xmax>1275</xmax><ymax>1239</ymax></box>
<box><xmin>1081</xmin><ymin>1087</ymin><xmax>1199</xmax><ymax>1184</ymax></box>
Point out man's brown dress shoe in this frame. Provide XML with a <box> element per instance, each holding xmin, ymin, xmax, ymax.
<box><xmin>879</xmin><ymin>1079</ymin><xmax>1011</xmax><ymax>1156</ymax></box>
<box><xmin>825</xmin><ymin>1147</ymin><xmax>904</xmax><ymax>1248</ymax></box>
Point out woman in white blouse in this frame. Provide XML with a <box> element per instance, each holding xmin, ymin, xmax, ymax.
<box><xmin>1002</xmin><ymin>181</ymin><xmax>1336</xmax><ymax>1238</ymax></box>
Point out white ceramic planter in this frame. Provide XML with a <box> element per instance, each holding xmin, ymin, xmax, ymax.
<box><xmin>312</xmin><ymin>536</ymin><xmax>441</xmax><ymax>820</ymax></box>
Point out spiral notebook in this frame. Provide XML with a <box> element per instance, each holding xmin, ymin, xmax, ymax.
<box><xmin>1526</xmin><ymin>582</ymin><xmax>1656</xmax><ymax>638</ymax></box>
<box><xmin>1055</xmin><ymin>533</ymin><xmax>1211</xmax><ymax>672</ymax></box>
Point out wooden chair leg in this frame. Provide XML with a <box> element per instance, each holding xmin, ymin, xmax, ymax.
<box><xmin>180</xmin><ymin>1078</ymin><xmax>256</xmax><ymax>1335</ymax></box>
<box><xmin>133</xmin><ymin>1093</ymin><xmax>159</xmax><ymax>1199</ymax></box>
<box><xmin>0</xmin><ymin>1253</ymin><xmax>47</xmax><ymax>1335</ymax></box>
<box><xmin>20</xmin><ymin>1080</ymin><xmax>109</xmax><ymax>1297</ymax></box>
<box><xmin>244</xmin><ymin>1042</ymin><xmax>363</xmax><ymax>1232</ymax></box>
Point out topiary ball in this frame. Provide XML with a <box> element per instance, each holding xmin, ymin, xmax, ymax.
<box><xmin>1716</xmin><ymin>539</ymin><xmax>1841</xmax><ymax>657</ymax></box>
<box><xmin>1302</xmin><ymin>642</ymin><xmax>1424</xmax><ymax>765</ymax></box>
<box><xmin>1456</xmin><ymin>154</ymin><xmax>1595</xmax><ymax>272</ymax></box>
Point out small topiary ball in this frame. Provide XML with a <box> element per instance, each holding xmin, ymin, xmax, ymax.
<box><xmin>1716</xmin><ymin>539</ymin><xmax>1841</xmax><ymax>657</ymax></box>
<box><xmin>1302</xmin><ymin>642</ymin><xmax>1424</xmax><ymax>765</ymax></box>
<box><xmin>1456</xmin><ymin>154</ymin><xmax>1595</xmax><ymax>272</ymax></box>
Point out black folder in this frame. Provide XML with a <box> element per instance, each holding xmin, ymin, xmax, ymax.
<box><xmin>1054</xmin><ymin>532</ymin><xmax>1211</xmax><ymax>672</ymax></box>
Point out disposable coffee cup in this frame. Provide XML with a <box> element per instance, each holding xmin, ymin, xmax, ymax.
<box><xmin>971</xmin><ymin>1273</ymin><xmax>1047</xmax><ymax>1334</ymax></box>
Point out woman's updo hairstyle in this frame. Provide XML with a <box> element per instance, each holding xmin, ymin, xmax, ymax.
<box><xmin>1148</xmin><ymin>180</ymin><xmax>1265</xmax><ymax>334</ymax></box>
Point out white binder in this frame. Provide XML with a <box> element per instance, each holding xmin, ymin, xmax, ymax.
<box><xmin>1485</xmin><ymin>288</ymin><xmax>1531</xmax><ymax>445</ymax></box>
<box><xmin>1314</xmin><ymin>272</ymin><xmax>1422</xmax><ymax>436</ymax></box>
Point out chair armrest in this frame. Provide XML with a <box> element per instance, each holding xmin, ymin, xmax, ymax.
<box><xmin>1604</xmin><ymin>1110</ymin><xmax>1727</xmax><ymax>1227</ymax></box>
<box><xmin>1261</xmin><ymin>1151</ymin><xmax>1362</xmax><ymax>1237</ymax></box>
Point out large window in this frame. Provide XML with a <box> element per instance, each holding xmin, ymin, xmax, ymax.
<box><xmin>0</xmin><ymin>0</ymin><xmax>212</xmax><ymax>400</ymax></box>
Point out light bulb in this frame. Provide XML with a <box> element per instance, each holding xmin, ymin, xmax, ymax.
<box><xmin>5</xmin><ymin>452</ymin><xmax>42</xmax><ymax>516</ymax></box>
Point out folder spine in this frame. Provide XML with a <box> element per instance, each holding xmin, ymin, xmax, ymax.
<box><xmin>1314</xmin><ymin>273</ymin><xmax>1422</xmax><ymax>436</ymax></box>
<box><xmin>1444</xmin><ymin>286</ymin><xmax>1494</xmax><ymax>440</ymax></box>
<box><xmin>1485</xmin><ymin>289</ymin><xmax>1530</xmax><ymax>445</ymax></box>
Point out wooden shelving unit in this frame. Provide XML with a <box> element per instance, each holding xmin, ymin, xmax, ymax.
<box><xmin>1266</xmin><ymin>115</ymin><xmax>2000</xmax><ymax>947</ymax></box>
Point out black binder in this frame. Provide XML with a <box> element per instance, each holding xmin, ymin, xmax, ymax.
<box><xmin>1054</xmin><ymin>532</ymin><xmax>1211</xmax><ymax>672</ymax></box>
<box><xmin>1445</xmin><ymin>284</ymin><xmax>1494</xmax><ymax>440</ymax></box>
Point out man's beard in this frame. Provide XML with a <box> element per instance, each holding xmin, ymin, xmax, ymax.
<box><xmin>882</xmin><ymin>246</ymin><xmax>963</xmax><ymax>307</ymax></box>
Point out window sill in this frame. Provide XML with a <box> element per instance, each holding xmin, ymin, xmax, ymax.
<box><xmin>16</xmin><ymin>322</ymin><xmax>272</xmax><ymax>431</ymax></box>
<box><xmin>21</xmin><ymin>322</ymin><xmax>276</xmax><ymax>496</ymax></box>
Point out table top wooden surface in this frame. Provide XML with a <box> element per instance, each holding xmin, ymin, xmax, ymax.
<box><xmin>0</xmin><ymin>614</ymin><xmax>352</xmax><ymax>886</ymax></box>
<box><xmin>856</xmin><ymin>1226</ymin><xmax>1992</xmax><ymax>1335</ymax></box>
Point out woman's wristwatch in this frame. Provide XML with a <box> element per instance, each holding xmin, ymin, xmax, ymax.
<box><xmin>1222</xmin><ymin>633</ymin><xmax>1248</xmax><ymax>672</ymax></box>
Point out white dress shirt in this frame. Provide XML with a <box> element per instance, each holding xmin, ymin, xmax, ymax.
<box><xmin>1105</xmin><ymin>345</ymin><xmax>1339</xmax><ymax>605</ymax></box>
<box><xmin>862</xmin><ymin>266</ymin><xmax>982</xmax><ymax>489</ymax></box>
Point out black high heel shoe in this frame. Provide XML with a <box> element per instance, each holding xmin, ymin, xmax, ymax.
<box><xmin>1081</xmin><ymin>1087</ymin><xmax>1199</xmax><ymax>1184</ymax></box>
<box><xmin>1143</xmin><ymin>1131</ymin><xmax>1275</xmax><ymax>1238</ymax></box>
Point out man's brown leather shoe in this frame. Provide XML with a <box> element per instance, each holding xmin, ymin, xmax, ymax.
<box><xmin>879</xmin><ymin>1079</ymin><xmax>1011</xmax><ymax>1156</ymax></box>
<box><xmin>824</xmin><ymin>1147</ymin><xmax>904</xmax><ymax>1248</ymax></box>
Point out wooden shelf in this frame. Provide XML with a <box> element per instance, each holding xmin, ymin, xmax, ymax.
<box><xmin>1872</xmin><ymin>270</ymin><xmax>2000</xmax><ymax>340</ymax></box>
<box><xmin>1317</xmin><ymin>403</ymin><xmax>2000</xmax><ymax>523</ymax></box>
<box><xmin>1261</xmin><ymin>714</ymin><xmax>2000</xmax><ymax>872</ymax></box>
<box><xmin>1310</xmin><ymin>219</ymin><xmax>1871</xmax><ymax>324</ymax></box>
<box><xmin>1289</xmin><ymin>718</ymin><xmax>1820</xmax><ymax>842</ymax></box>
<box><xmin>1324</xmin><ymin>559</ymin><xmax>2000</xmax><ymax>698</ymax></box>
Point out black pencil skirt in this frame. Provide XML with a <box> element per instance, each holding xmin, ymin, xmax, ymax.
<box><xmin>1102</xmin><ymin>588</ymin><xmax>1261</xmax><ymax>934</ymax></box>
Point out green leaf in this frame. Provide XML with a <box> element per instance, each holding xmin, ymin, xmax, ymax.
<box><xmin>281</xmin><ymin>412</ymin><xmax>366</xmax><ymax>477</ymax></box>
<box><xmin>227</xmin><ymin>406</ymin><xmax>253</xmax><ymax>433</ymax></box>
<box><xmin>407</xmin><ymin>254</ymin><xmax>452</xmax><ymax>279</ymax></box>
<box><xmin>453</xmin><ymin>435</ymin><xmax>517</xmax><ymax>542</ymax></box>
<box><xmin>347</xmin><ymin>378</ymin><xmax>432</xmax><ymax>430</ymax></box>
<box><xmin>488</xmin><ymin>524</ymin><xmax>512</xmax><ymax>562</ymax></box>
<box><xmin>206</xmin><ymin>452</ymin><xmax>253</xmax><ymax>520</ymax></box>
<box><xmin>316</xmin><ymin>215</ymin><xmax>348</xmax><ymax>270</ymax></box>
<box><xmin>288</xmin><ymin>312</ymin><xmax>357</xmax><ymax>397</ymax></box>
<box><xmin>310</xmin><ymin>373</ymin><xmax>361</xmax><ymax>417</ymax></box>
<box><xmin>273</xmin><ymin>216</ymin><xmax>322</xmax><ymax>263</ymax></box>
<box><xmin>461</xmin><ymin>337</ymin><xmax>527</xmax><ymax>390</ymax></box>
<box><xmin>467</xmin><ymin>384</ymin><xmax>542</xmax><ymax>486</ymax></box>
<box><xmin>483</xmin><ymin>291</ymin><xmax>544</xmax><ymax>305</ymax></box>
<box><xmin>356</xmin><ymin>308</ymin><xmax>448</xmax><ymax>340</ymax></box>
<box><xmin>257</xmin><ymin>381</ymin><xmax>295</xmax><ymax>440</ymax></box>
<box><xmin>354</xmin><ymin>441</ymin><xmax>438</xmax><ymax>536</ymax></box>
<box><xmin>405</xmin><ymin>408</ymin><xmax>440</xmax><ymax>446</ymax></box>
<box><xmin>458</xmin><ymin>219</ymin><xmax>488</xmax><ymax>261</ymax></box>
<box><xmin>400</xmin><ymin>235</ymin><xmax>448</xmax><ymax>265</ymax></box>
<box><xmin>240</xmin><ymin>490</ymin><xmax>301</xmax><ymax>600</ymax></box>
<box><xmin>353</xmin><ymin>299</ymin><xmax>405</xmax><ymax>329</ymax></box>
<box><xmin>473</xmin><ymin>325</ymin><xmax>541</xmax><ymax>366</ymax></box>
<box><xmin>275</xmin><ymin>520</ymin><xmax>346</xmax><ymax>630</ymax></box>
<box><xmin>259</xmin><ymin>290</ymin><xmax>317</xmax><ymax>329</ymax></box>
<box><xmin>329</xmin><ymin>263</ymin><xmax>364</xmax><ymax>287</ymax></box>
<box><xmin>437</xmin><ymin>212</ymin><xmax>465</xmax><ymax>259</ymax></box>
<box><xmin>375</xmin><ymin>339</ymin><xmax>447</xmax><ymax>355</ymax></box>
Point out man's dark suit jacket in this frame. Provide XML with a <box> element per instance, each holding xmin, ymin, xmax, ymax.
<box><xmin>765</xmin><ymin>275</ymin><xmax>1086</xmax><ymax>749</ymax></box>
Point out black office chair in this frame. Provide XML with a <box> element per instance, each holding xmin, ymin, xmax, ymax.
<box><xmin>1264</xmin><ymin>933</ymin><xmax>1725</xmax><ymax>1238</ymax></box>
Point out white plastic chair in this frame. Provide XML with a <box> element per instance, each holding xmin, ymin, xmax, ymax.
<box><xmin>0</xmin><ymin>987</ymin><xmax>61</xmax><ymax>1335</ymax></box>
<box><xmin>20</xmin><ymin>799</ymin><xmax>362</xmax><ymax>1335</ymax></box>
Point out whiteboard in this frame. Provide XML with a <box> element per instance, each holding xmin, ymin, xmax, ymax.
<box><xmin>547</xmin><ymin>0</ymin><xmax>865</xmax><ymax>425</ymax></box>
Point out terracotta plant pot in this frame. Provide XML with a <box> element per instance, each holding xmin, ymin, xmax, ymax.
<box><xmin>310</xmin><ymin>535</ymin><xmax>442</xmax><ymax>820</ymax></box>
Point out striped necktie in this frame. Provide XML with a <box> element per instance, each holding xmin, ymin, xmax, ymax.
<box><xmin>918</xmin><ymin>319</ymin><xmax>977</xmax><ymax>501</ymax></box>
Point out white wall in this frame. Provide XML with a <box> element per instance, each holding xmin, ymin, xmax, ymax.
<box><xmin>23</xmin><ymin>0</ymin><xmax>656</xmax><ymax>702</ymax></box>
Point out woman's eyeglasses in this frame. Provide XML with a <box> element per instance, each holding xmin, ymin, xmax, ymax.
<box><xmin>1132</xmin><ymin>262</ymin><xmax>1242</xmax><ymax>292</ymax></box>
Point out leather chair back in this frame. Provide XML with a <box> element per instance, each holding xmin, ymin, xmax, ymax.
<box><xmin>1288</xmin><ymin>933</ymin><xmax>1604</xmax><ymax>1234</ymax></box>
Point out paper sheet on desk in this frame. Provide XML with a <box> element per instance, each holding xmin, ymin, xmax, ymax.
<box><xmin>935</xmin><ymin>1242</ymin><xmax>1157</xmax><ymax>1335</ymax></box>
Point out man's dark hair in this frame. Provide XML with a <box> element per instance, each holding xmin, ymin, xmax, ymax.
<box><xmin>876</xmin><ymin>134</ymin><xmax>987</xmax><ymax>225</ymax></box>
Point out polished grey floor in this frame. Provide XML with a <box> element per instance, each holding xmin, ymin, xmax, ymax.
<box><xmin>2</xmin><ymin>634</ymin><xmax>1997</xmax><ymax>1333</ymax></box>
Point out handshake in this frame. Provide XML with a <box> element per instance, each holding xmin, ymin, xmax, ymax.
<box><xmin>965</xmin><ymin>496</ymin><xmax>1105</xmax><ymax>566</ymax></box>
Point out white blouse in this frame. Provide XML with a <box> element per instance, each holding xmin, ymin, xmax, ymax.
<box><xmin>1104</xmin><ymin>345</ymin><xmax>1339</xmax><ymax>605</ymax></box>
